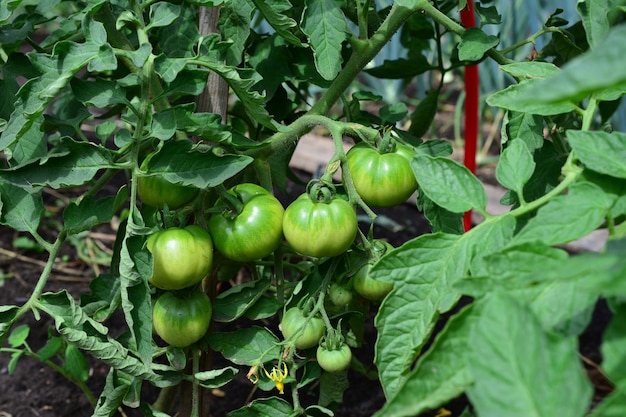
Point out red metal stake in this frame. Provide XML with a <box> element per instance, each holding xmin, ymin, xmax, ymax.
<box><xmin>460</xmin><ymin>1</ymin><xmax>479</xmax><ymax>232</ymax></box>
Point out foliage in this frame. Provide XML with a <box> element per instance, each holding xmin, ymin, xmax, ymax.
<box><xmin>1</xmin><ymin>0</ymin><xmax>626</xmax><ymax>416</ymax></box>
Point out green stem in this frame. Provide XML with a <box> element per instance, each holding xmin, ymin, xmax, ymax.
<box><xmin>191</xmin><ymin>349</ymin><xmax>200</xmax><ymax>417</ymax></box>
<box><xmin>499</xmin><ymin>27</ymin><xmax>562</xmax><ymax>56</ymax></box>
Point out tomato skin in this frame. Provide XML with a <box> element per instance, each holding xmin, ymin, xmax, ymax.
<box><xmin>352</xmin><ymin>263</ymin><xmax>393</xmax><ymax>301</ymax></box>
<box><xmin>328</xmin><ymin>283</ymin><xmax>353</xmax><ymax>307</ymax></box>
<box><xmin>209</xmin><ymin>183</ymin><xmax>284</xmax><ymax>262</ymax></box>
<box><xmin>282</xmin><ymin>194</ymin><xmax>357</xmax><ymax>257</ymax></box>
<box><xmin>346</xmin><ymin>142</ymin><xmax>417</xmax><ymax>207</ymax></box>
<box><xmin>152</xmin><ymin>290</ymin><xmax>212</xmax><ymax>347</ymax></box>
<box><xmin>280</xmin><ymin>307</ymin><xmax>324</xmax><ymax>349</ymax></box>
<box><xmin>137</xmin><ymin>159</ymin><xmax>198</xmax><ymax>209</ymax></box>
<box><xmin>147</xmin><ymin>225</ymin><xmax>213</xmax><ymax>290</ymax></box>
<box><xmin>316</xmin><ymin>343</ymin><xmax>352</xmax><ymax>372</ymax></box>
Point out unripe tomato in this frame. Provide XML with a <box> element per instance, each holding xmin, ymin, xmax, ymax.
<box><xmin>282</xmin><ymin>194</ymin><xmax>357</xmax><ymax>257</ymax></box>
<box><xmin>147</xmin><ymin>225</ymin><xmax>213</xmax><ymax>290</ymax></box>
<box><xmin>316</xmin><ymin>343</ymin><xmax>352</xmax><ymax>372</ymax></box>
<box><xmin>280</xmin><ymin>307</ymin><xmax>324</xmax><ymax>349</ymax></box>
<box><xmin>152</xmin><ymin>290</ymin><xmax>212</xmax><ymax>347</ymax></box>
<box><xmin>209</xmin><ymin>183</ymin><xmax>284</xmax><ymax>262</ymax></box>
<box><xmin>328</xmin><ymin>283</ymin><xmax>353</xmax><ymax>307</ymax></box>
<box><xmin>346</xmin><ymin>141</ymin><xmax>417</xmax><ymax>207</ymax></box>
<box><xmin>137</xmin><ymin>160</ymin><xmax>198</xmax><ymax>209</ymax></box>
<box><xmin>352</xmin><ymin>262</ymin><xmax>393</xmax><ymax>301</ymax></box>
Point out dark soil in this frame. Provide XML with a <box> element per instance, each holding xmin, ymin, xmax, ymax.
<box><xmin>0</xmin><ymin>173</ymin><xmax>613</xmax><ymax>417</ymax></box>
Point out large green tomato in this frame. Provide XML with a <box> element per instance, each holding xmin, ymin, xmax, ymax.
<box><xmin>209</xmin><ymin>183</ymin><xmax>284</xmax><ymax>262</ymax></box>
<box><xmin>137</xmin><ymin>160</ymin><xmax>198</xmax><ymax>209</ymax></box>
<box><xmin>346</xmin><ymin>141</ymin><xmax>417</xmax><ymax>207</ymax></box>
<box><xmin>280</xmin><ymin>307</ymin><xmax>324</xmax><ymax>349</ymax></box>
<box><xmin>152</xmin><ymin>290</ymin><xmax>212</xmax><ymax>347</ymax></box>
<box><xmin>352</xmin><ymin>263</ymin><xmax>393</xmax><ymax>301</ymax></box>
<box><xmin>147</xmin><ymin>225</ymin><xmax>213</xmax><ymax>290</ymax></box>
<box><xmin>282</xmin><ymin>194</ymin><xmax>357</xmax><ymax>257</ymax></box>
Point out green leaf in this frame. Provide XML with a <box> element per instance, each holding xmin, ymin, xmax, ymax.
<box><xmin>588</xmin><ymin>385</ymin><xmax>626</xmax><ymax>417</ymax></box>
<box><xmin>512</xmin><ymin>181</ymin><xmax>610</xmax><ymax>246</ymax></box>
<box><xmin>212</xmin><ymin>280</ymin><xmax>270</xmax><ymax>322</ymax></box>
<box><xmin>503</xmin><ymin>25</ymin><xmax>626</xmax><ymax>106</ymax></box>
<box><xmin>601</xmin><ymin>303</ymin><xmax>626</xmax><ymax>384</ymax></box>
<box><xmin>36</xmin><ymin>337</ymin><xmax>64</xmax><ymax>361</ymax></box>
<box><xmin>194</xmin><ymin>367</ymin><xmax>239</xmax><ymax>389</ymax></box>
<box><xmin>0</xmin><ymin>305</ymin><xmax>20</xmax><ymax>339</ymax></box>
<box><xmin>228</xmin><ymin>397</ymin><xmax>294</xmax><ymax>417</ymax></box>
<box><xmin>1</xmin><ymin>137</ymin><xmax>113</xmax><ymax>188</ymax></box>
<box><xmin>577</xmin><ymin>0</ymin><xmax>614</xmax><ymax>47</ymax></box>
<box><xmin>146</xmin><ymin>2</ymin><xmax>181</xmax><ymax>30</ymax></box>
<box><xmin>8</xmin><ymin>324</ymin><xmax>30</xmax><ymax>347</ymax></box>
<box><xmin>64</xmin><ymin>342</ymin><xmax>90</xmax><ymax>382</ymax></box>
<box><xmin>364</xmin><ymin>56</ymin><xmax>435</xmax><ymax>79</ymax></box>
<box><xmin>8</xmin><ymin>351</ymin><xmax>24</xmax><ymax>375</ymax></box>
<box><xmin>70</xmin><ymin>78</ymin><xmax>128</xmax><ymax>107</ymax></box>
<box><xmin>458</xmin><ymin>27</ymin><xmax>499</xmax><ymax>61</ymax></box>
<box><xmin>380</xmin><ymin>103</ymin><xmax>408</xmax><ymax>125</ymax></box>
<box><xmin>0</xmin><ymin>180</ymin><xmax>43</xmax><ymax>233</ymax></box>
<box><xmin>374</xmin><ymin>304</ymin><xmax>477</xmax><ymax>417</ymax></box>
<box><xmin>408</xmin><ymin>89</ymin><xmax>439</xmax><ymax>138</ymax></box>
<box><xmin>496</xmin><ymin>140</ymin><xmax>535</xmax><ymax>194</ymax></box>
<box><xmin>467</xmin><ymin>293</ymin><xmax>593</xmax><ymax>417</ymax></box>
<box><xmin>301</xmin><ymin>0</ymin><xmax>347</xmax><ymax>81</ymax></box>
<box><xmin>63</xmin><ymin>194</ymin><xmax>120</xmax><ymax>235</ymax></box>
<box><xmin>567</xmin><ymin>130</ymin><xmax>626</xmax><ymax>179</ymax></box>
<box><xmin>319</xmin><ymin>370</ymin><xmax>349</xmax><ymax>406</ymax></box>
<box><xmin>486</xmin><ymin>79</ymin><xmax>578</xmax><ymax>115</ymax></box>
<box><xmin>411</xmin><ymin>155</ymin><xmax>487</xmax><ymax>213</ymax></box>
<box><xmin>92</xmin><ymin>369</ymin><xmax>133</xmax><ymax>417</ymax></box>
<box><xmin>252</xmin><ymin>0</ymin><xmax>305</xmax><ymax>47</ymax></box>
<box><xmin>143</xmin><ymin>140</ymin><xmax>253</xmax><ymax>188</ymax></box>
<box><xmin>209</xmin><ymin>327</ymin><xmax>281</xmax><ymax>366</ymax></box>
<box><xmin>501</xmin><ymin>111</ymin><xmax>545</xmax><ymax>151</ymax></box>
<box><xmin>499</xmin><ymin>62</ymin><xmax>560</xmax><ymax>79</ymax></box>
<box><xmin>219</xmin><ymin>0</ymin><xmax>254</xmax><ymax>65</ymax></box>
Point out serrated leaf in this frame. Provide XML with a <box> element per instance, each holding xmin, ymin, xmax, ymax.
<box><xmin>501</xmin><ymin>111</ymin><xmax>545</xmax><ymax>150</ymax></box>
<box><xmin>212</xmin><ymin>280</ymin><xmax>270</xmax><ymax>322</ymax></box>
<box><xmin>411</xmin><ymin>155</ymin><xmax>487</xmax><ymax>213</ymax></box>
<box><xmin>567</xmin><ymin>130</ymin><xmax>626</xmax><ymax>179</ymax></box>
<box><xmin>143</xmin><ymin>140</ymin><xmax>252</xmax><ymax>188</ymax></box>
<box><xmin>252</xmin><ymin>0</ymin><xmax>305</xmax><ymax>47</ymax></box>
<box><xmin>319</xmin><ymin>370</ymin><xmax>349</xmax><ymax>406</ymax></box>
<box><xmin>0</xmin><ymin>305</ymin><xmax>20</xmax><ymax>339</ymax></box>
<box><xmin>577</xmin><ymin>0</ymin><xmax>614</xmax><ymax>47</ymax></box>
<box><xmin>467</xmin><ymin>293</ymin><xmax>593</xmax><ymax>417</ymax></box>
<box><xmin>496</xmin><ymin>140</ymin><xmax>535</xmax><ymax>194</ymax></box>
<box><xmin>0</xmin><ymin>179</ymin><xmax>43</xmax><ymax>233</ymax></box>
<box><xmin>219</xmin><ymin>0</ymin><xmax>254</xmax><ymax>65</ymax></box>
<box><xmin>458</xmin><ymin>27</ymin><xmax>499</xmax><ymax>61</ymax></box>
<box><xmin>364</xmin><ymin>56</ymin><xmax>434</xmax><ymax>79</ymax></box>
<box><xmin>486</xmin><ymin>79</ymin><xmax>578</xmax><ymax>115</ymax></box>
<box><xmin>301</xmin><ymin>0</ymin><xmax>347</xmax><ymax>81</ymax></box>
<box><xmin>92</xmin><ymin>369</ymin><xmax>133</xmax><ymax>417</ymax></box>
<box><xmin>209</xmin><ymin>327</ymin><xmax>281</xmax><ymax>366</ymax></box>
<box><xmin>374</xmin><ymin>305</ymin><xmax>477</xmax><ymax>417</ymax></box>
<box><xmin>36</xmin><ymin>337</ymin><xmax>64</xmax><ymax>361</ymax></box>
<box><xmin>63</xmin><ymin>194</ymin><xmax>118</xmax><ymax>235</ymax></box>
<box><xmin>71</xmin><ymin>78</ymin><xmax>128</xmax><ymax>107</ymax></box>
<box><xmin>512</xmin><ymin>181</ymin><xmax>610</xmax><ymax>246</ymax></box>
<box><xmin>146</xmin><ymin>2</ymin><xmax>181</xmax><ymax>30</ymax></box>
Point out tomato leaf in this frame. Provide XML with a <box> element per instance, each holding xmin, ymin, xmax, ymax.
<box><xmin>411</xmin><ymin>155</ymin><xmax>487</xmax><ymax>213</ymax></box>
<box><xmin>194</xmin><ymin>367</ymin><xmax>239</xmax><ymax>389</ymax></box>
<box><xmin>567</xmin><ymin>130</ymin><xmax>626</xmax><ymax>179</ymax></box>
<box><xmin>374</xmin><ymin>305</ymin><xmax>477</xmax><ymax>417</ymax></box>
<box><xmin>65</xmin><ymin>342</ymin><xmax>90</xmax><ymax>382</ymax></box>
<box><xmin>251</xmin><ymin>0</ymin><xmax>305</xmax><ymax>47</ymax></box>
<box><xmin>36</xmin><ymin>336</ymin><xmax>64</xmax><ymax>362</ymax></box>
<box><xmin>301</xmin><ymin>0</ymin><xmax>347</xmax><ymax>81</ymax></box>
<box><xmin>458</xmin><ymin>27</ymin><xmax>499</xmax><ymax>61</ymax></box>
<box><xmin>496</xmin><ymin>140</ymin><xmax>535</xmax><ymax>195</ymax></box>
<box><xmin>212</xmin><ymin>280</ymin><xmax>271</xmax><ymax>323</ymax></box>
<box><xmin>319</xmin><ymin>370</ymin><xmax>349</xmax><ymax>406</ymax></box>
<box><xmin>467</xmin><ymin>293</ymin><xmax>593</xmax><ymax>417</ymax></box>
<box><xmin>600</xmin><ymin>303</ymin><xmax>626</xmax><ymax>385</ymax></box>
<box><xmin>209</xmin><ymin>327</ymin><xmax>282</xmax><ymax>366</ymax></box>
<box><xmin>229</xmin><ymin>397</ymin><xmax>294</xmax><ymax>417</ymax></box>
<box><xmin>8</xmin><ymin>323</ymin><xmax>29</xmax><ymax>347</ymax></box>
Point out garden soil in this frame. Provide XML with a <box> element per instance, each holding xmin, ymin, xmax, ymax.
<box><xmin>0</xmin><ymin>173</ymin><xmax>613</xmax><ymax>417</ymax></box>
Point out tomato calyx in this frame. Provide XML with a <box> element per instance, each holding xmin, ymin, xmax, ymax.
<box><xmin>215</xmin><ymin>184</ymin><xmax>245</xmax><ymax>219</ymax></box>
<box><xmin>307</xmin><ymin>180</ymin><xmax>336</xmax><ymax>204</ymax></box>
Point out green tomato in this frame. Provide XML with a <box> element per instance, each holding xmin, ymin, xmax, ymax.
<box><xmin>137</xmin><ymin>160</ymin><xmax>198</xmax><ymax>209</ymax></box>
<box><xmin>328</xmin><ymin>283</ymin><xmax>353</xmax><ymax>307</ymax></box>
<box><xmin>280</xmin><ymin>307</ymin><xmax>324</xmax><ymax>349</ymax></box>
<box><xmin>152</xmin><ymin>290</ymin><xmax>212</xmax><ymax>347</ymax></box>
<box><xmin>346</xmin><ymin>141</ymin><xmax>417</xmax><ymax>207</ymax></box>
<box><xmin>316</xmin><ymin>343</ymin><xmax>352</xmax><ymax>373</ymax></box>
<box><xmin>147</xmin><ymin>225</ymin><xmax>213</xmax><ymax>290</ymax></box>
<box><xmin>282</xmin><ymin>194</ymin><xmax>357</xmax><ymax>257</ymax></box>
<box><xmin>209</xmin><ymin>183</ymin><xmax>284</xmax><ymax>262</ymax></box>
<box><xmin>352</xmin><ymin>262</ymin><xmax>393</xmax><ymax>301</ymax></box>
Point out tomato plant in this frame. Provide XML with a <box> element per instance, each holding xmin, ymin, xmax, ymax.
<box><xmin>280</xmin><ymin>307</ymin><xmax>325</xmax><ymax>350</ymax></box>
<box><xmin>346</xmin><ymin>140</ymin><xmax>418</xmax><ymax>207</ymax></box>
<box><xmin>1</xmin><ymin>1</ymin><xmax>625</xmax><ymax>417</ymax></box>
<box><xmin>317</xmin><ymin>343</ymin><xmax>352</xmax><ymax>373</ymax></box>
<box><xmin>209</xmin><ymin>183</ymin><xmax>284</xmax><ymax>262</ymax></box>
<box><xmin>147</xmin><ymin>225</ymin><xmax>214</xmax><ymax>290</ymax></box>
<box><xmin>283</xmin><ymin>191</ymin><xmax>358</xmax><ymax>258</ymax></box>
<box><xmin>152</xmin><ymin>290</ymin><xmax>212</xmax><ymax>348</ymax></box>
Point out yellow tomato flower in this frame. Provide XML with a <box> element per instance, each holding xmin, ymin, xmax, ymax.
<box><xmin>263</xmin><ymin>362</ymin><xmax>288</xmax><ymax>394</ymax></box>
